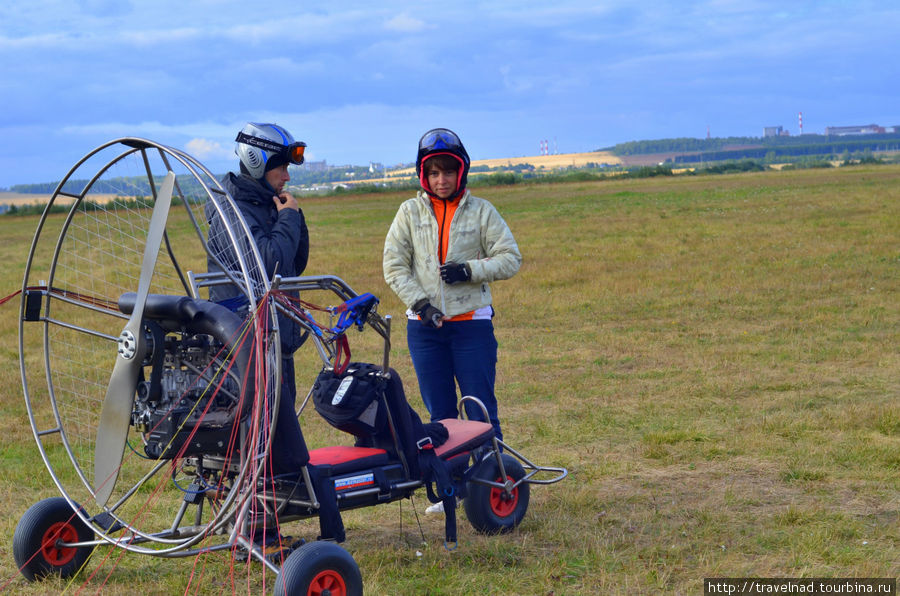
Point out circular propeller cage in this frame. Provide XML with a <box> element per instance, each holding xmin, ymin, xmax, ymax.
<box><xmin>18</xmin><ymin>138</ymin><xmax>281</xmax><ymax>554</ymax></box>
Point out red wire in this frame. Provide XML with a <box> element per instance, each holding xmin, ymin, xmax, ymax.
<box><xmin>0</xmin><ymin>288</ymin><xmax>21</xmax><ymax>307</ymax></box>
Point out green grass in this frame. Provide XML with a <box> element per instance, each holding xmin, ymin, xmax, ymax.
<box><xmin>0</xmin><ymin>165</ymin><xmax>898</xmax><ymax>593</ymax></box>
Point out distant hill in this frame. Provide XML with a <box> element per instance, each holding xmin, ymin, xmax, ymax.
<box><xmin>8</xmin><ymin>132</ymin><xmax>900</xmax><ymax>194</ymax></box>
<box><xmin>7</xmin><ymin>175</ymin><xmax>208</xmax><ymax>197</ymax></box>
<box><xmin>5</xmin><ymin>151</ymin><xmax>623</xmax><ymax>195</ymax></box>
<box><xmin>604</xmin><ymin>132</ymin><xmax>900</xmax><ymax>165</ymax></box>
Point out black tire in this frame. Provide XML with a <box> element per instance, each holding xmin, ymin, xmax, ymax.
<box><xmin>273</xmin><ymin>540</ymin><xmax>363</xmax><ymax>596</ymax></box>
<box><xmin>464</xmin><ymin>453</ymin><xmax>530</xmax><ymax>534</ymax></box>
<box><xmin>13</xmin><ymin>497</ymin><xmax>95</xmax><ymax>582</ymax></box>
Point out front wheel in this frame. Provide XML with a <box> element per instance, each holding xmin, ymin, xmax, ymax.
<box><xmin>13</xmin><ymin>497</ymin><xmax>95</xmax><ymax>582</ymax></box>
<box><xmin>273</xmin><ymin>540</ymin><xmax>363</xmax><ymax>596</ymax></box>
<box><xmin>464</xmin><ymin>453</ymin><xmax>530</xmax><ymax>534</ymax></box>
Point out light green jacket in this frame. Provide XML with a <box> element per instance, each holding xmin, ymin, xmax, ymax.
<box><xmin>383</xmin><ymin>189</ymin><xmax>522</xmax><ymax>317</ymax></box>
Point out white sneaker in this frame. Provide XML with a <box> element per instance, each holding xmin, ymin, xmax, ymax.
<box><xmin>425</xmin><ymin>499</ymin><xmax>462</xmax><ymax>514</ymax></box>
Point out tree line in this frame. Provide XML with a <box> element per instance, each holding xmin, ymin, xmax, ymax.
<box><xmin>606</xmin><ymin>132</ymin><xmax>900</xmax><ymax>158</ymax></box>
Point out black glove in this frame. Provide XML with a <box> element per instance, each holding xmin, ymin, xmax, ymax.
<box><xmin>440</xmin><ymin>262</ymin><xmax>471</xmax><ymax>284</ymax></box>
<box><xmin>413</xmin><ymin>299</ymin><xmax>444</xmax><ymax>328</ymax></box>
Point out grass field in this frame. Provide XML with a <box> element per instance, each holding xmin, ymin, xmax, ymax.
<box><xmin>0</xmin><ymin>165</ymin><xmax>897</xmax><ymax>594</ymax></box>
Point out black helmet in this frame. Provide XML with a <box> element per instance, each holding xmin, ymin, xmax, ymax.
<box><xmin>415</xmin><ymin>128</ymin><xmax>470</xmax><ymax>198</ymax></box>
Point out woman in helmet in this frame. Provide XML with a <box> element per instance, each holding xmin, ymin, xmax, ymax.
<box><xmin>383</xmin><ymin>128</ymin><xmax>522</xmax><ymax>456</ymax></box>
<box><xmin>208</xmin><ymin>122</ymin><xmax>310</xmax><ymax>476</ymax></box>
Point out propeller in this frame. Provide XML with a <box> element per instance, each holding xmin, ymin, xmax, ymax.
<box><xmin>94</xmin><ymin>171</ymin><xmax>175</xmax><ymax>507</ymax></box>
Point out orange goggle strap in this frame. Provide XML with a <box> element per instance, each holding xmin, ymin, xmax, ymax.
<box><xmin>235</xmin><ymin>131</ymin><xmax>306</xmax><ymax>165</ymax></box>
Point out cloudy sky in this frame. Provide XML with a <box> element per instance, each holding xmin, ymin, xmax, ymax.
<box><xmin>1</xmin><ymin>0</ymin><xmax>898</xmax><ymax>187</ymax></box>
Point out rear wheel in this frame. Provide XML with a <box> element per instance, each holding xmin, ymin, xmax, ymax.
<box><xmin>273</xmin><ymin>540</ymin><xmax>362</xmax><ymax>596</ymax></box>
<box><xmin>464</xmin><ymin>453</ymin><xmax>530</xmax><ymax>534</ymax></box>
<box><xmin>13</xmin><ymin>497</ymin><xmax>95</xmax><ymax>582</ymax></box>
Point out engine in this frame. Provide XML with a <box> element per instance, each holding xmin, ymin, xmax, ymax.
<box><xmin>133</xmin><ymin>330</ymin><xmax>244</xmax><ymax>460</ymax></box>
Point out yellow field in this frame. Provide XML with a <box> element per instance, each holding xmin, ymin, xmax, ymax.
<box><xmin>471</xmin><ymin>150</ymin><xmax>621</xmax><ymax>169</ymax></box>
<box><xmin>0</xmin><ymin>192</ymin><xmax>127</xmax><ymax>206</ymax></box>
<box><xmin>0</xmin><ymin>192</ymin><xmax>52</xmax><ymax>205</ymax></box>
<box><xmin>384</xmin><ymin>150</ymin><xmax>622</xmax><ymax>178</ymax></box>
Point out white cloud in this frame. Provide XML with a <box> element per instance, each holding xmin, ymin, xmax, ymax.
<box><xmin>185</xmin><ymin>138</ymin><xmax>232</xmax><ymax>161</ymax></box>
<box><xmin>119</xmin><ymin>27</ymin><xmax>202</xmax><ymax>46</ymax></box>
<box><xmin>75</xmin><ymin>0</ymin><xmax>133</xmax><ymax>17</ymax></box>
<box><xmin>60</xmin><ymin>120</ymin><xmax>173</xmax><ymax>136</ymax></box>
<box><xmin>0</xmin><ymin>31</ymin><xmax>71</xmax><ymax>50</ymax></box>
<box><xmin>384</xmin><ymin>13</ymin><xmax>428</xmax><ymax>33</ymax></box>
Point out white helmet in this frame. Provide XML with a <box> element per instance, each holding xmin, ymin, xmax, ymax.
<box><xmin>235</xmin><ymin>122</ymin><xmax>306</xmax><ymax>179</ymax></box>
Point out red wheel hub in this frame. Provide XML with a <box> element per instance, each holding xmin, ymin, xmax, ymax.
<box><xmin>308</xmin><ymin>568</ymin><xmax>348</xmax><ymax>596</ymax></box>
<box><xmin>40</xmin><ymin>522</ymin><xmax>79</xmax><ymax>566</ymax></box>
<box><xmin>489</xmin><ymin>476</ymin><xmax>519</xmax><ymax>517</ymax></box>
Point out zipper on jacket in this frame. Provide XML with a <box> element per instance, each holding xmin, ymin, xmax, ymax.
<box><xmin>437</xmin><ymin>200</ymin><xmax>447</xmax><ymax>312</ymax></box>
<box><xmin>425</xmin><ymin>191</ymin><xmax>466</xmax><ymax>315</ymax></box>
<box><xmin>438</xmin><ymin>201</ymin><xmax>448</xmax><ymax>264</ymax></box>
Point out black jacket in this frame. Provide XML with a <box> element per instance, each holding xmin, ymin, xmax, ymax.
<box><xmin>207</xmin><ymin>172</ymin><xmax>310</xmax><ymax>352</ymax></box>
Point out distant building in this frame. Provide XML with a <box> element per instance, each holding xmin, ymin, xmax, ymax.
<box><xmin>763</xmin><ymin>126</ymin><xmax>783</xmax><ymax>137</ymax></box>
<box><xmin>299</xmin><ymin>160</ymin><xmax>328</xmax><ymax>172</ymax></box>
<box><xmin>824</xmin><ymin>124</ymin><xmax>885</xmax><ymax>136</ymax></box>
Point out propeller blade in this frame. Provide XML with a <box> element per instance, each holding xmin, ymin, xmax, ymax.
<box><xmin>94</xmin><ymin>172</ymin><xmax>175</xmax><ymax>507</ymax></box>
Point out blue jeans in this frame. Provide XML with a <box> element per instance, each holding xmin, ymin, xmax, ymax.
<box><xmin>406</xmin><ymin>319</ymin><xmax>502</xmax><ymax>442</ymax></box>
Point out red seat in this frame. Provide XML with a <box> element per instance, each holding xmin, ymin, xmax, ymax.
<box><xmin>434</xmin><ymin>419</ymin><xmax>494</xmax><ymax>459</ymax></box>
<box><xmin>308</xmin><ymin>446</ymin><xmax>389</xmax><ymax>474</ymax></box>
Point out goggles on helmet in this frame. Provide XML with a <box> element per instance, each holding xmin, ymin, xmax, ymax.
<box><xmin>235</xmin><ymin>131</ymin><xmax>306</xmax><ymax>165</ymax></box>
<box><xmin>418</xmin><ymin>129</ymin><xmax>464</xmax><ymax>155</ymax></box>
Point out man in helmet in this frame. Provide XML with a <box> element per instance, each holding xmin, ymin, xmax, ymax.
<box><xmin>383</xmin><ymin>128</ymin><xmax>522</xmax><ymax>483</ymax></box>
<box><xmin>208</xmin><ymin>122</ymin><xmax>310</xmax><ymax>477</ymax></box>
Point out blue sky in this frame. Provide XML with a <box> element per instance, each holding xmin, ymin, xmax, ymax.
<box><xmin>1</xmin><ymin>0</ymin><xmax>898</xmax><ymax>187</ymax></box>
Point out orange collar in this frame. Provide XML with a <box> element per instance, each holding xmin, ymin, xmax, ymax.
<box><xmin>430</xmin><ymin>196</ymin><xmax>460</xmax><ymax>264</ymax></box>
